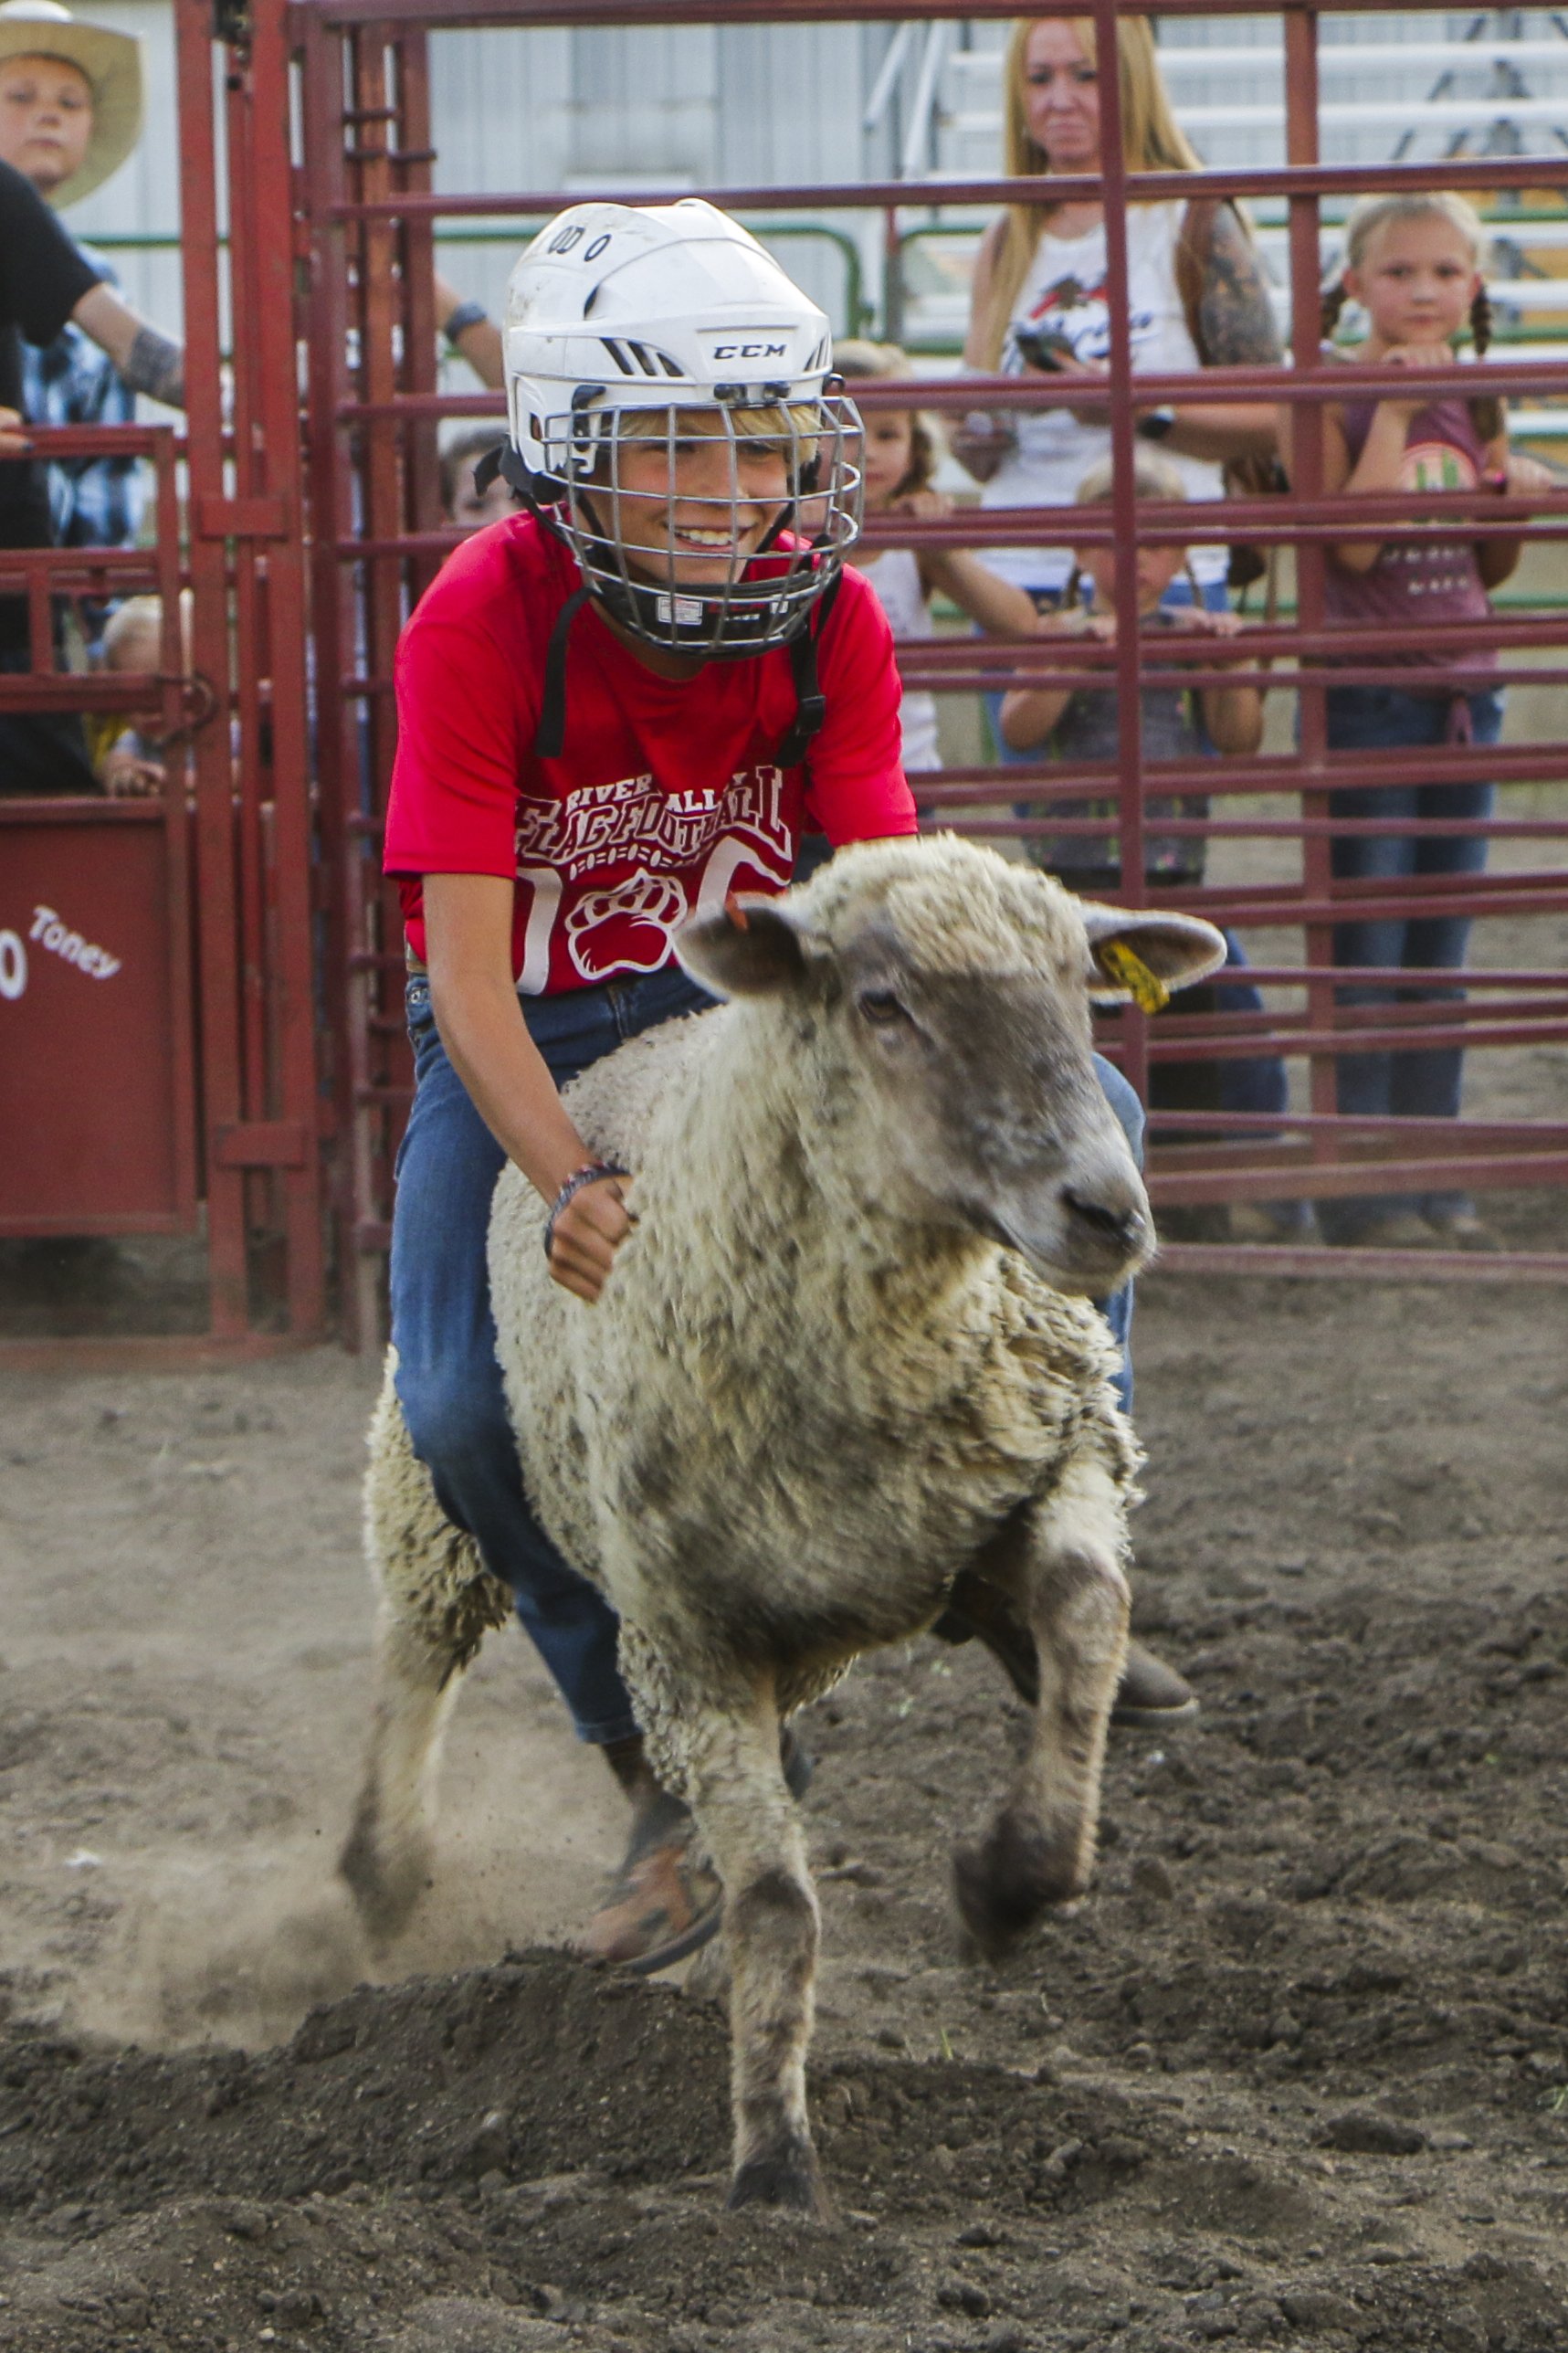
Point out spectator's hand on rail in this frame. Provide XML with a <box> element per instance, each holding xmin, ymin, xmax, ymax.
<box><xmin>889</xmin><ymin>486</ymin><xmax>952</xmax><ymax>522</ymax></box>
<box><xmin>100</xmin><ymin>745</ymin><xmax>165</xmax><ymax>798</ymax></box>
<box><xmin>1037</xmin><ymin>606</ymin><xmax>1106</xmax><ymax>639</ymax></box>
<box><xmin>1502</xmin><ymin>450</ymin><xmax>1563</xmax><ymax>502</ymax></box>
<box><xmin>1178</xmin><ymin>605</ymin><xmax>1260</xmax><ymax>671</ymax></box>
<box><xmin>547</xmin><ymin>1173</ymin><xmax>634</xmax><ymax>1305</ymax></box>
<box><xmin>1377</xmin><ymin>340</ymin><xmax>1458</xmax><ymax>422</ymax></box>
<box><xmin>1177</xmin><ymin>607</ymin><xmax>1247</xmax><ymax>639</ymax></box>
<box><xmin>0</xmin><ymin>406</ymin><xmax>31</xmax><ymax>459</ymax></box>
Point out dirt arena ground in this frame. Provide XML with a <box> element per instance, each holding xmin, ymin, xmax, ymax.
<box><xmin>2</xmin><ymin>1263</ymin><xmax>1566</xmax><ymax>2353</ymax></box>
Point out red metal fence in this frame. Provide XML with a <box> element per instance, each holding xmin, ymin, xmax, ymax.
<box><xmin>4</xmin><ymin>0</ymin><xmax>1565</xmax><ymax>1352</ymax></box>
<box><xmin>285</xmin><ymin>0</ymin><xmax>1568</xmax><ymax>1330</ymax></box>
<box><xmin>0</xmin><ymin>0</ymin><xmax>321</xmax><ymax>1348</ymax></box>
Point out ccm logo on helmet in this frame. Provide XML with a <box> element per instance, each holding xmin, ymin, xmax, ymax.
<box><xmin>711</xmin><ymin>342</ymin><xmax>787</xmax><ymax>360</ymax></box>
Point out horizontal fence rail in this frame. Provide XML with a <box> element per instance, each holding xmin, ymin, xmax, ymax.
<box><xmin>286</xmin><ymin>0</ymin><xmax>1568</xmax><ymax>1316</ymax></box>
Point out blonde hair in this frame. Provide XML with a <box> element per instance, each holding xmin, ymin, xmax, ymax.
<box><xmin>974</xmin><ymin>16</ymin><xmax>1205</xmax><ymax>369</ymax></box>
<box><xmin>833</xmin><ymin>338</ymin><xmax>941</xmax><ymax>495</ymax></box>
<box><xmin>1074</xmin><ymin>450</ymin><xmax>1187</xmax><ymax>507</ymax></box>
<box><xmin>1067</xmin><ymin>450</ymin><xmax>1191</xmax><ymax>606</ymax></box>
<box><xmin>611</xmin><ymin>402</ymin><xmax>819</xmax><ymax>448</ymax></box>
<box><xmin>102</xmin><ymin>591</ymin><xmax>193</xmax><ymax>668</ymax></box>
<box><xmin>101</xmin><ymin>596</ymin><xmax>160</xmax><ymax>664</ymax></box>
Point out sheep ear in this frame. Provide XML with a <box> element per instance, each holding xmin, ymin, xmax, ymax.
<box><xmin>676</xmin><ymin>892</ymin><xmax>829</xmax><ymax>1000</ymax></box>
<box><xmin>1079</xmin><ymin>902</ymin><xmax>1228</xmax><ymax>1004</ymax></box>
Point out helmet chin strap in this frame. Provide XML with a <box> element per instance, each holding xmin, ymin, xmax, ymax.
<box><xmin>472</xmin><ymin>440</ymin><xmax>563</xmax><ymax>509</ymax></box>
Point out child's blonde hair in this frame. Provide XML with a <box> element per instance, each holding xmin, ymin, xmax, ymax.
<box><xmin>609</xmin><ymin>402</ymin><xmax>819</xmax><ymax>460</ymax></box>
<box><xmin>1067</xmin><ymin>451</ymin><xmax>1191</xmax><ymax>606</ymax></box>
<box><xmin>833</xmin><ymin>339</ymin><xmax>941</xmax><ymax>496</ymax></box>
<box><xmin>101</xmin><ymin>591</ymin><xmax>193</xmax><ymax>668</ymax></box>
<box><xmin>1074</xmin><ymin>450</ymin><xmax>1187</xmax><ymax>507</ymax></box>
<box><xmin>1322</xmin><ymin>192</ymin><xmax>1492</xmax><ymax>353</ymax></box>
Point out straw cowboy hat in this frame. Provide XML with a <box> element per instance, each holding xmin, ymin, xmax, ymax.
<box><xmin>0</xmin><ymin>0</ymin><xmax>142</xmax><ymax>206</ymax></box>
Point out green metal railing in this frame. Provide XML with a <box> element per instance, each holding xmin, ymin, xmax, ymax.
<box><xmin>85</xmin><ymin>222</ymin><xmax>871</xmax><ymax>340</ymax></box>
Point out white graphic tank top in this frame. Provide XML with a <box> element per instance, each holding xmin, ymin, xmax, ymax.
<box><xmin>976</xmin><ymin>203</ymin><xmax>1227</xmax><ymax>596</ymax></box>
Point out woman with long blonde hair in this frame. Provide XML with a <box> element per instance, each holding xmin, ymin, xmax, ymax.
<box><xmin>958</xmin><ymin>16</ymin><xmax>1280</xmax><ymax>611</ymax></box>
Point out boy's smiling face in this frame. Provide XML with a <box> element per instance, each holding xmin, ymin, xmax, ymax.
<box><xmin>596</xmin><ymin>413</ymin><xmax>793</xmax><ymax>589</ymax></box>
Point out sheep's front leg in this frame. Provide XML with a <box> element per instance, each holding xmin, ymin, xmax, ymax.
<box><xmin>682</xmin><ymin>1685</ymin><xmax>826</xmax><ymax>2219</ymax></box>
<box><xmin>953</xmin><ymin>1454</ymin><xmax>1130</xmax><ymax>1960</ymax></box>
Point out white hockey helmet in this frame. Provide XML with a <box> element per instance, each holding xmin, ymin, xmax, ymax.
<box><xmin>499</xmin><ymin>197</ymin><xmax>862</xmax><ymax>657</ymax></box>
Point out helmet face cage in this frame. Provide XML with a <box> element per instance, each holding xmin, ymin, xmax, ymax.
<box><xmin>537</xmin><ymin>393</ymin><xmax>863</xmax><ymax>657</ymax></box>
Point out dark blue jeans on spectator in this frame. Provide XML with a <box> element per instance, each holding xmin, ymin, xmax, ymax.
<box><xmin>389</xmin><ymin>962</ymin><xmax>1145</xmax><ymax>1744</ymax></box>
<box><xmin>1322</xmin><ymin>682</ymin><xmax>1502</xmax><ymax>1240</ymax></box>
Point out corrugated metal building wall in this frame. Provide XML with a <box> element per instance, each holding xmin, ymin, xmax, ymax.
<box><xmin>426</xmin><ymin>19</ymin><xmax>894</xmax><ymax>348</ymax></box>
<box><xmin>40</xmin><ymin>9</ymin><xmax>897</xmax><ymax>416</ymax></box>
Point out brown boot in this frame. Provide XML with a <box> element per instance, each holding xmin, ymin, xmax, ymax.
<box><xmin>580</xmin><ymin>1731</ymin><xmax>814</xmax><ymax>1978</ymax></box>
<box><xmin>580</xmin><ymin>1737</ymin><xmax>723</xmax><ymax>1977</ymax></box>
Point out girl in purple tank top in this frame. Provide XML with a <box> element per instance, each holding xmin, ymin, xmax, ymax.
<box><xmin>1292</xmin><ymin>193</ymin><xmax>1526</xmax><ymax>1250</ymax></box>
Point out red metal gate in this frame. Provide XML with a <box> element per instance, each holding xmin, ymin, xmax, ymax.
<box><xmin>280</xmin><ymin>0</ymin><xmax>1568</xmax><ymax>1332</ymax></box>
<box><xmin>0</xmin><ymin>2</ymin><xmax>323</xmax><ymax>1351</ymax></box>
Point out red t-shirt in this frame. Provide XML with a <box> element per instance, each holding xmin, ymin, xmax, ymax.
<box><xmin>384</xmin><ymin>514</ymin><xmax>916</xmax><ymax>992</ymax></box>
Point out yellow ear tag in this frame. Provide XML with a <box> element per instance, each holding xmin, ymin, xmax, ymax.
<box><xmin>1098</xmin><ymin>939</ymin><xmax>1171</xmax><ymax>1013</ymax></box>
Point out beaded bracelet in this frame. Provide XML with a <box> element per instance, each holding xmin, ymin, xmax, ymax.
<box><xmin>543</xmin><ymin>1160</ymin><xmax>629</xmax><ymax>1262</ymax></box>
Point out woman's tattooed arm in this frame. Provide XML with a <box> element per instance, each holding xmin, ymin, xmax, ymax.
<box><xmin>70</xmin><ymin>285</ymin><xmax>185</xmax><ymax>407</ymax></box>
<box><xmin>1198</xmin><ymin>205</ymin><xmax>1283</xmax><ymax>366</ymax></box>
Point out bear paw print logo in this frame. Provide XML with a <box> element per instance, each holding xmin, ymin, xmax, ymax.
<box><xmin>565</xmin><ymin>870</ymin><xmax>688</xmax><ymax>979</ymax></box>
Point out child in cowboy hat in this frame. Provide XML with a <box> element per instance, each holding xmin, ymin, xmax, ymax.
<box><xmin>0</xmin><ymin>6</ymin><xmax>185</xmax><ymax>793</ymax></box>
<box><xmin>0</xmin><ymin>0</ymin><xmax>153</xmax><ymax>661</ymax></box>
<box><xmin>0</xmin><ymin>0</ymin><xmax>142</xmax><ymax>208</ymax></box>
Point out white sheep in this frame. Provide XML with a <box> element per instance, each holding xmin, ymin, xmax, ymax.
<box><xmin>342</xmin><ymin>835</ymin><xmax>1224</xmax><ymax>2215</ymax></box>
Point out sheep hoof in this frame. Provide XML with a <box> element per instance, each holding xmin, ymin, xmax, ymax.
<box><xmin>953</xmin><ymin>1810</ymin><xmax>1083</xmax><ymax>1962</ymax></box>
<box><xmin>338</xmin><ymin>1810</ymin><xmax>432</xmax><ymax>1949</ymax></box>
<box><xmin>727</xmin><ymin>2137</ymin><xmax>827</xmax><ymax>2220</ymax></box>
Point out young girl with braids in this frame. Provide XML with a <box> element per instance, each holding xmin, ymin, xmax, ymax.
<box><xmin>1302</xmin><ymin>192</ymin><xmax>1525</xmax><ymax>1249</ymax></box>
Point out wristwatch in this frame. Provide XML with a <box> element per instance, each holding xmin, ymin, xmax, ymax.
<box><xmin>442</xmin><ymin>299</ymin><xmax>491</xmax><ymax>345</ymax></box>
<box><xmin>1136</xmin><ymin>406</ymin><xmax>1178</xmax><ymax>441</ymax></box>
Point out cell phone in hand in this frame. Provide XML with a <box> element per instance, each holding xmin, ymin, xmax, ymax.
<box><xmin>1014</xmin><ymin>326</ymin><xmax>1076</xmax><ymax>373</ymax></box>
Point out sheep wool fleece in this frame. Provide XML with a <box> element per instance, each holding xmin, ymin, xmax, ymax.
<box><xmin>371</xmin><ymin>837</ymin><xmax>1146</xmax><ymax>1799</ymax></box>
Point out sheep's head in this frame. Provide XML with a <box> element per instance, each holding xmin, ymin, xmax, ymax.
<box><xmin>676</xmin><ymin>836</ymin><xmax>1225</xmax><ymax>1294</ymax></box>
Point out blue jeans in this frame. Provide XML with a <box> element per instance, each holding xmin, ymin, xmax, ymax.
<box><xmin>1322</xmin><ymin>682</ymin><xmax>1502</xmax><ymax>1238</ymax></box>
<box><xmin>389</xmin><ymin>967</ymin><xmax>1143</xmax><ymax>1742</ymax></box>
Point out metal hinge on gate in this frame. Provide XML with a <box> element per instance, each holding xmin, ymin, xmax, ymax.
<box><xmin>214</xmin><ymin>1121</ymin><xmax>309</xmax><ymax>1171</ymax></box>
<box><xmin>195</xmin><ymin>495</ymin><xmax>288</xmax><ymax>542</ymax></box>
